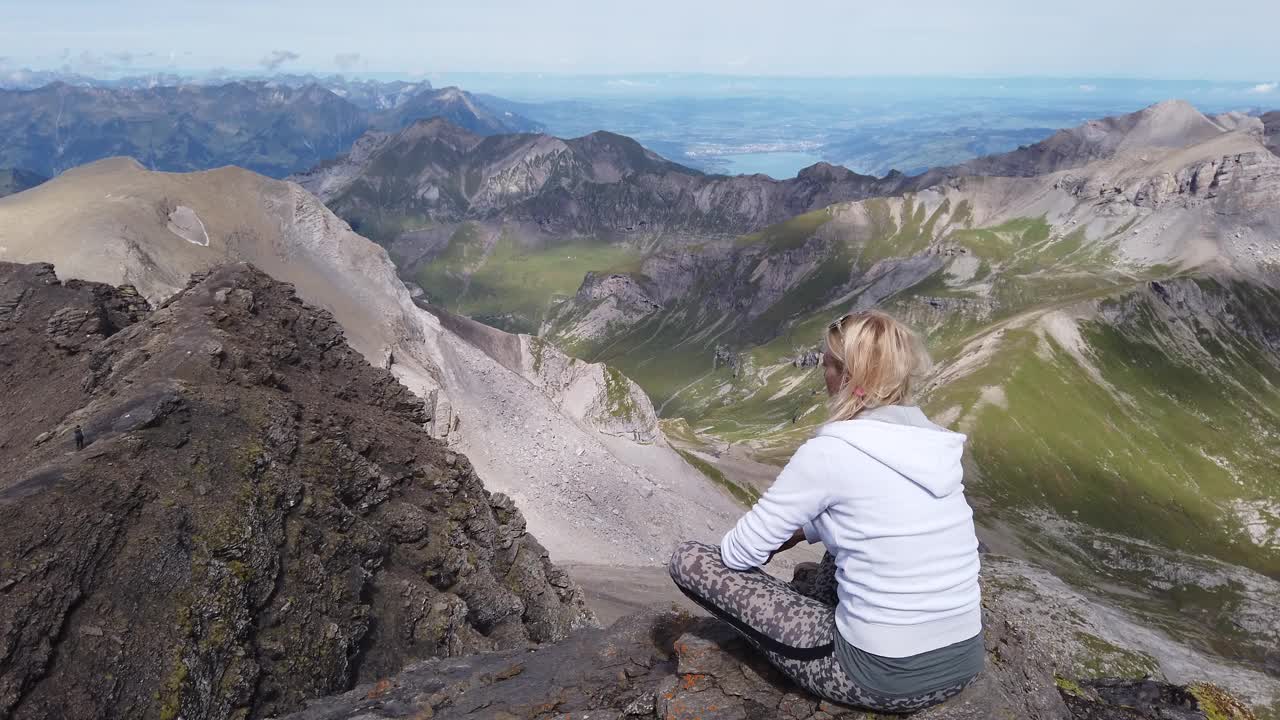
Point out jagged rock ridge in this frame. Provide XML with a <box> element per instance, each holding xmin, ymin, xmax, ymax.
<box><xmin>0</xmin><ymin>261</ymin><xmax>593</xmax><ymax>720</ymax></box>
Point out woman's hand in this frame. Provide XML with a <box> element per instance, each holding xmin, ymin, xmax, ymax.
<box><xmin>766</xmin><ymin>528</ymin><xmax>806</xmax><ymax>564</ymax></box>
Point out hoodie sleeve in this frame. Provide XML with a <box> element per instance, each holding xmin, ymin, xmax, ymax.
<box><xmin>720</xmin><ymin>438</ymin><xmax>832</xmax><ymax>570</ymax></box>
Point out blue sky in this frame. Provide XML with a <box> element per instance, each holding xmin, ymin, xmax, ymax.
<box><xmin>0</xmin><ymin>0</ymin><xmax>1277</xmax><ymax>82</ymax></box>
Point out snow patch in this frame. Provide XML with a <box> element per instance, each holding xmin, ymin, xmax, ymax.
<box><xmin>166</xmin><ymin>205</ymin><xmax>209</xmax><ymax>247</ymax></box>
<box><xmin>1231</xmin><ymin>499</ymin><xmax>1280</xmax><ymax>548</ymax></box>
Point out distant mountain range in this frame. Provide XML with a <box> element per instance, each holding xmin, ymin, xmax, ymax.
<box><xmin>292</xmin><ymin>117</ymin><xmax>916</xmax><ymax>251</ymax></box>
<box><xmin>0</xmin><ymin>81</ymin><xmax>540</xmax><ymax>178</ymax></box>
<box><xmin>299</xmin><ymin>101</ymin><xmax>1280</xmax><ymax>250</ymax></box>
<box><xmin>293</xmin><ymin>101</ymin><xmax>1280</xmax><ymax>335</ymax></box>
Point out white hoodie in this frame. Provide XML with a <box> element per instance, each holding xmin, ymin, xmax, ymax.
<box><xmin>720</xmin><ymin>405</ymin><xmax>981</xmax><ymax>658</ymax></box>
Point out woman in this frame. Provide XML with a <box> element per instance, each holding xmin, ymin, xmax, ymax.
<box><xmin>668</xmin><ymin>310</ymin><xmax>983</xmax><ymax>713</ymax></box>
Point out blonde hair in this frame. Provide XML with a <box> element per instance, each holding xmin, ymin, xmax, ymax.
<box><xmin>825</xmin><ymin>310</ymin><xmax>932</xmax><ymax>421</ymax></box>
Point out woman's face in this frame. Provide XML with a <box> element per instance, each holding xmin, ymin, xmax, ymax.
<box><xmin>822</xmin><ymin>350</ymin><xmax>843</xmax><ymax>397</ymax></box>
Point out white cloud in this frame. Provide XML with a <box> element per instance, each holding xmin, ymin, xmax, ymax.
<box><xmin>605</xmin><ymin>78</ymin><xmax>658</xmax><ymax>88</ymax></box>
<box><xmin>334</xmin><ymin>52</ymin><xmax>361</xmax><ymax>70</ymax></box>
<box><xmin>259</xmin><ymin>50</ymin><xmax>301</xmax><ymax>71</ymax></box>
<box><xmin>1247</xmin><ymin>82</ymin><xmax>1277</xmax><ymax>94</ymax></box>
<box><xmin>1078</xmin><ymin>84</ymin><xmax>1097</xmax><ymax>92</ymax></box>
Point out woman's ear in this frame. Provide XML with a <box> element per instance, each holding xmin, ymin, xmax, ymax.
<box><xmin>822</xmin><ymin>351</ymin><xmax>843</xmax><ymax>396</ymax></box>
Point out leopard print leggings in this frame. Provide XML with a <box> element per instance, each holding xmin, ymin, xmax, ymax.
<box><xmin>668</xmin><ymin>541</ymin><xmax>975</xmax><ymax>714</ymax></box>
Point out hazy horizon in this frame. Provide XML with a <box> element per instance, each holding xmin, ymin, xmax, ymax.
<box><xmin>2</xmin><ymin>0</ymin><xmax>1277</xmax><ymax>85</ymax></box>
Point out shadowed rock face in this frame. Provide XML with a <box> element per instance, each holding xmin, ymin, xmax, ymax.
<box><xmin>1263</xmin><ymin>112</ymin><xmax>1280</xmax><ymax>159</ymax></box>
<box><xmin>0</xmin><ymin>261</ymin><xmax>594</xmax><ymax>720</ymax></box>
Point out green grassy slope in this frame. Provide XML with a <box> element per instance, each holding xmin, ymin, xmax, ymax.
<box><xmin>415</xmin><ymin>225</ymin><xmax>641</xmax><ymax>334</ymax></box>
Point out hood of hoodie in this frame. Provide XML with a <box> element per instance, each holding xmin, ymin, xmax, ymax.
<box><xmin>816</xmin><ymin>405</ymin><xmax>967</xmax><ymax>498</ymax></box>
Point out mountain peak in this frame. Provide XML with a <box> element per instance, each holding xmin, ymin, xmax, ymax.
<box><xmin>916</xmin><ymin>99</ymin><xmax>1243</xmax><ymax>182</ymax></box>
<box><xmin>403</xmin><ymin>115</ymin><xmax>480</xmax><ymax>136</ymax></box>
<box><xmin>795</xmin><ymin>161</ymin><xmax>880</xmax><ymax>182</ymax></box>
<box><xmin>374</xmin><ymin>86</ymin><xmax>541</xmax><ymax>136</ymax></box>
<box><xmin>1119</xmin><ymin>98</ymin><xmax>1223</xmax><ymax>149</ymax></box>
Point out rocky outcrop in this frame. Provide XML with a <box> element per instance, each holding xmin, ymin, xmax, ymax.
<box><xmin>280</xmin><ymin>557</ymin><xmax>1257</xmax><ymax>720</ymax></box>
<box><xmin>792</xmin><ymin>350</ymin><xmax>821</xmax><ymax>368</ymax></box>
<box><xmin>520</xmin><ymin>335</ymin><xmax>662</xmax><ymax>443</ymax></box>
<box><xmin>0</xmin><ymin>261</ymin><xmax>594</xmax><ymax>720</ymax></box>
<box><xmin>1055</xmin><ymin>151</ymin><xmax>1280</xmax><ymax>215</ymax></box>
<box><xmin>541</xmin><ymin>272</ymin><xmax>664</xmax><ymax>349</ymax></box>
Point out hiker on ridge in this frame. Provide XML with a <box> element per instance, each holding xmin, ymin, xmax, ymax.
<box><xmin>669</xmin><ymin>310</ymin><xmax>983</xmax><ymax>713</ymax></box>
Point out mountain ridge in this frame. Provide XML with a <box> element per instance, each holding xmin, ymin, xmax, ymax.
<box><xmin>909</xmin><ymin>99</ymin><xmax>1267</xmax><ymax>185</ymax></box>
<box><xmin>293</xmin><ymin>116</ymin><xmax>911</xmax><ymax>239</ymax></box>
<box><xmin>0</xmin><ymin>81</ymin><xmax>539</xmax><ymax>178</ymax></box>
<box><xmin>292</xmin><ymin>100</ymin><xmax>1278</xmax><ymax>336</ymax></box>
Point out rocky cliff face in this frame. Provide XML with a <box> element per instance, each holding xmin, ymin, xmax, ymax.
<box><xmin>1262</xmin><ymin>112</ymin><xmax>1280</xmax><ymax>158</ymax></box>
<box><xmin>0</xmin><ymin>261</ymin><xmax>593</xmax><ymax>720</ymax></box>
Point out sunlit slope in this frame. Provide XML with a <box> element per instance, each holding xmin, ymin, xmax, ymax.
<box><xmin>547</xmin><ymin>189</ymin><xmax>1155</xmax><ymax>418</ymax></box>
<box><xmin>936</xmin><ymin>280</ymin><xmax>1280</xmax><ymax>569</ymax></box>
<box><xmin>413</xmin><ymin>223</ymin><xmax>643</xmax><ymax>333</ymax></box>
